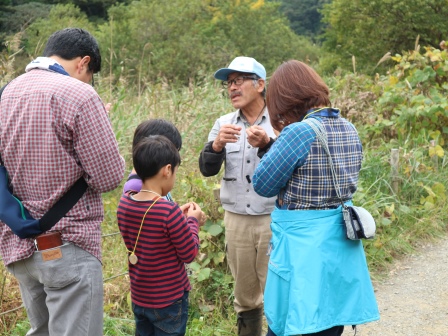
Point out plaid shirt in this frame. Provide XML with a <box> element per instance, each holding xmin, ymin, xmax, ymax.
<box><xmin>0</xmin><ymin>69</ymin><xmax>125</xmax><ymax>265</ymax></box>
<box><xmin>253</xmin><ymin>108</ymin><xmax>362</xmax><ymax>209</ymax></box>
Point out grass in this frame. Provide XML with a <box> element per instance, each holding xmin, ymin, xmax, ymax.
<box><xmin>1</xmin><ymin>75</ymin><xmax>448</xmax><ymax>335</ymax></box>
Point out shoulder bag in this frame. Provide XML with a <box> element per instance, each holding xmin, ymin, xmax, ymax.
<box><xmin>303</xmin><ymin>118</ymin><xmax>376</xmax><ymax>240</ymax></box>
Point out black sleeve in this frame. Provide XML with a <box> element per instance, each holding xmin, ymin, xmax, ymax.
<box><xmin>198</xmin><ymin>141</ymin><xmax>226</xmax><ymax>177</ymax></box>
<box><xmin>257</xmin><ymin>137</ymin><xmax>276</xmax><ymax>159</ymax></box>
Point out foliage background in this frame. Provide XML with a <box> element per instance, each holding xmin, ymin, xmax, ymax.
<box><xmin>320</xmin><ymin>0</ymin><xmax>448</xmax><ymax>73</ymax></box>
<box><xmin>1</xmin><ymin>0</ymin><xmax>448</xmax><ymax>334</ymax></box>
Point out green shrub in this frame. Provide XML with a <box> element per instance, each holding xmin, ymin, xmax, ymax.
<box><xmin>366</xmin><ymin>46</ymin><xmax>448</xmax><ymax>148</ymax></box>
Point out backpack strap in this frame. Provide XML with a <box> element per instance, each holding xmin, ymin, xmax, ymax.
<box><xmin>39</xmin><ymin>177</ymin><xmax>88</xmax><ymax>231</ymax></box>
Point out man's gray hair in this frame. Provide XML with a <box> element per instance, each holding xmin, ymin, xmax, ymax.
<box><xmin>251</xmin><ymin>75</ymin><xmax>266</xmax><ymax>98</ymax></box>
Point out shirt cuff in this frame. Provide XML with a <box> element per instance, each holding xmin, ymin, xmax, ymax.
<box><xmin>208</xmin><ymin>141</ymin><xmax>224</xmax><ymax>154</ymax></box>
<box><xmin>257</xmin><ymin>137</ymin><xmax>275</xmax><ymax>158</ymax></box>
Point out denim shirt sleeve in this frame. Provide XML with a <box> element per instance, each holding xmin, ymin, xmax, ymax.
<box><xmin>253</xmin><ymin>122</ymin><xmax>316</xmax><ymax>198</ymax></box>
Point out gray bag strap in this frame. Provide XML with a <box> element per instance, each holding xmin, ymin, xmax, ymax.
<box><xmin>302</xmin><ymin>118</ymin><xmax>346</xmax><ymax>208</ymax></box>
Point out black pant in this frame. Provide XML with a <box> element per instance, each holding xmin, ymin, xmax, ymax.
<box><xmin>267</xmin><ymin>325</ymin><xmax>344</xmax><ymax>336</ymax></box>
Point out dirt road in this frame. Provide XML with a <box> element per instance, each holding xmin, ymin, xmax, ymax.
<box><xmin>343</xmin><ymin>238</ymin><xmax>448</xmax><ymax>336</ymax></box>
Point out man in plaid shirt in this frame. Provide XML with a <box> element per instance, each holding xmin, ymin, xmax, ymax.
<box><xmin>0</xmin><ymin>28</ymin><xmax>124</xmax><ymax>335</ymax></box>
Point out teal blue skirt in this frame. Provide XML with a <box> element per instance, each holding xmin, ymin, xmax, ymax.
<box><xmin>264</xmin><ymin>206</ymin><xmax>380</xmax><ymax>335</ymax></box>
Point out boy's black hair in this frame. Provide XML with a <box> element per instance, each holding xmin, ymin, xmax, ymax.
<box><xmin>133</xmin><ymin>119</ymin><xmax>182</xmax><ymax>151</ymax></box>
<box><xmin>43</xmin><ymin>28</ymin><xmax>101</xmax><ymax>73</ymax></box>
<box><xmin>133</xmin><ymin>135</ymin><xmax>181</xmax><ymax>181</ymax></box>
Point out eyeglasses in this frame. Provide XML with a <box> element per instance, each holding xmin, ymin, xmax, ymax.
<box><xmin>222</xmin><ymin>75</ymin><xmax>258</xmax><ymax>89</ymax></box>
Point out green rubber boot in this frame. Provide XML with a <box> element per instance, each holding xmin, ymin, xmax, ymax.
<box><xmin>236</xmin><ymin>308</ymin><xmax>263</xmax><ymax>336</ymax></box>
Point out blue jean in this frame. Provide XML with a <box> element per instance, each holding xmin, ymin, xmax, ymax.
<box><xmin>266</xmin><ymin>326</ymin><xmax>344</xmax><ymax>336</ymax></box>
<box><xmin>133</xmin><ymin>291</ymin><xmax>189</xmax><ymax>336</ymax></box>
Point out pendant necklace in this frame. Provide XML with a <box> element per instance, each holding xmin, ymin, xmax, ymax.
<box><xmin>243</xmin><ymin>103</ymin><xmax>266</xmax><ymax>127</ymax></box>
<box><xmin>140</xmin><ymin>189</ymin><xmax>162</xmax><ymax>197</ymax></box>
<box><xmin>128</xmin><ymin>194</ymin><xmax>161</xmax><ymax>265</ymax></box>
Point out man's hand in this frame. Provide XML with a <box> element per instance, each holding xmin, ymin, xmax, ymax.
<box><xmin>246</xmin><ymin>125</ymin><xmax>270</xmax><ymax>148</ymax></box>
<box><xmin>105</xmin><ymin>103</ymin><xmax>112</xmax><ymax>114</ymax></box>
<box><xmin>212</xmin><ymin>124</ymin><xmax>242</xmax><ymax>152</ymax></box>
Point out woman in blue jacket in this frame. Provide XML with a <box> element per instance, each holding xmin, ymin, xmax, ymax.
<box><xmin>251</xmin><ymin>60</ymin><xmax>379</xmax><ymax>336</ymax></box>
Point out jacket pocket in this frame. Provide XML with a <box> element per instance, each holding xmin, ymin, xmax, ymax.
<box><xmin>250</xmin><ymin>195</ymin><xmax>276</xmax><ymax>214</ymax></box>
<box><xmin>223</xmin><ymin>143</ymin><xmax>241</xmax><ymax>175</ymax></box>
<box><xmin>264</xmin><ymin>259</ymin><xmax>291</xmax><ymax>335</ymax></box>
<box><xmin>220</xmin><ymin>179</ymin><xmax>236</xmax><ymax>206</ymax></box>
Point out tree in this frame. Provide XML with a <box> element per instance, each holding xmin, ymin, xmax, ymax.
<box><xmin>321</xmin><ymin>0</ymin><xmax>448</xmax><ymax>74</ymax></box>
<box><xmin>24</xmin><ymin>4</ymin><xmax>95</xmax><ymax>56</ymax></box>
<box><xmin>94</xmin><ymin>0</ymin><xmax>320</xmax><ymax>85</ymax></box>
<box><xmin>96</xmin><ymin>0</ymin><xmax>217</xmax><ymax>85</ymax></box>
<box><xmin>278</xmin><ymin>0</ymin><xmax>331</xmax><ymax>41</ymax></box>
<box><xmin>0</xmin><ymin>2</ymin><xmax>52</xmax><ymax>51</ymax></box>
<box><xmin>8</xmin><ymin>0</ymin><xmax>128</xmax><ymax>21</ymax></box>
<box><xmin>209</xmin><ymin>0</ymin><xmax>320</xmax><ymax>72</ymax></box>
<box><xmin>0</xmin><ymin>2</ymin><xmax>52</xmax><ymax>33</ymax></box>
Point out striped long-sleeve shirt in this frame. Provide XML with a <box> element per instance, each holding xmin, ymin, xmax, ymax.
<box><xmin>117</xmin><ymin>192</ymin><xmax>200</xmax><ymax>308</ymax></box>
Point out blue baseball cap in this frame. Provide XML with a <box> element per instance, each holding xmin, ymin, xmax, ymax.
<box><xmin>214</xmin><ymin>56</ymin><xmax>266</xmax><ymax>81</ymax></box>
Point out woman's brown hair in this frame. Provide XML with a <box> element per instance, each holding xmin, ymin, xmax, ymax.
<box><xmin>266</xmin><ymin>60</ymin><xmax>331</xmax><ymax>131</ymax></box>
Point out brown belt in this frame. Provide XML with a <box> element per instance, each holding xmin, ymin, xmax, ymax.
<box><xmin>34</xmin><ymin>232</ymin><xmax>63</xmax><ymax>251</ymax></box>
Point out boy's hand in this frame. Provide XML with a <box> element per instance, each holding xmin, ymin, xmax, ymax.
<box><xmin>187</xmin><ymin>202</ymin><xmax>205</xmax><ymax>226</ymax></box>
<box><xmin>199</xmin><ymin>211</ymin><xmax>207</xmax><ymax>226</ymax></box>
<box><xmin>179</xmin><ymin>203</ymin><xmax>191</xmax><ymax>216</ymax></box>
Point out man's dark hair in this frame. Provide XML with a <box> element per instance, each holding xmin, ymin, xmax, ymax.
<box><xmin>133</xmin><ymin>135</ymin><xmax>181</xmax><ymax>181</ymax></box>
<box><xmin>43</xmin><ymin>28</ymin><xmax>101</xmax><ymax>73</ymax></box>
<box><xmin>133</xmin><ymin>119</ymin><xmax>182</xmax><ymax>151</ymax></box>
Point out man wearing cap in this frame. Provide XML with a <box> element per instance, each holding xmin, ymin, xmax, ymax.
<box><xmin>199</xmin><ymin>57</ymin><xmax>276</xmax><ymax>335</ymax></box>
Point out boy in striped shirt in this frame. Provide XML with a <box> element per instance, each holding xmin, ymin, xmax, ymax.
<box><xmin>117</xmin><ymin>135</ymin><xmax>203</xmax><ymax>336</ymax></box>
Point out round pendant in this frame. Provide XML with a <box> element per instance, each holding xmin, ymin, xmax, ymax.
<box><xmin>128</xmin><ymin>253</ymin><xmax>138</xmax><ymax>265</ymax></box>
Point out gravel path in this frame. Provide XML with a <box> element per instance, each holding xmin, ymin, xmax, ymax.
<box><xmin>342</xmin><ymin>238</ymin><xmax>448</xmax><ymax>336</ymax></box>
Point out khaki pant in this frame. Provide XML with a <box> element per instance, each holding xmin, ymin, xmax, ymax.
<box><xmin>224</xmin><ymin>211</ymin><xmax>272</xmax><ymax>313</ymax></box>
